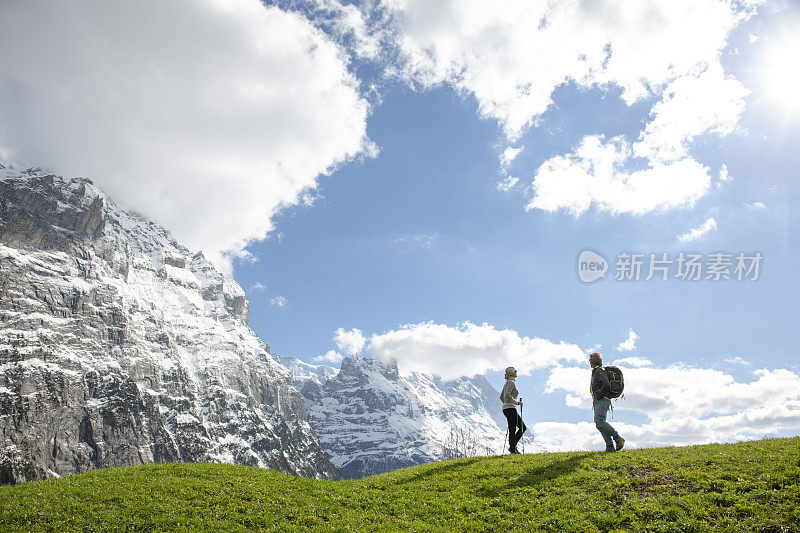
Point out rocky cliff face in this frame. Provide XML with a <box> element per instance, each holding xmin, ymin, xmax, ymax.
<box><xmin>0</xmin><ymin>164</ymin><xmax>338</xmax><ymax>483</ymax></box>
<box><xmin>288</xmin><ymin>354</ymin><xmax>506</xmax><ymax>479</ymax></box>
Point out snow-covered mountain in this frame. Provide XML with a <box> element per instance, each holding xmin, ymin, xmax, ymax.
<box><xmin>274</xmin><ymin>355</ymin><xmax>337</xmax><ymax>390</ymax></box>
<box><xmin>0</xmin><ymin>165</ymin><xmax>338</xmax><ymax>482</ymax></box>
<box><xmin>280</xmin><ymin>354</ymin><xmax>507</xmax><ymax>479</ymax></box>
<box><xmin>273</xmin><ymin>355</ymin><xmax>337</xmax><ymax>404</ymax></box>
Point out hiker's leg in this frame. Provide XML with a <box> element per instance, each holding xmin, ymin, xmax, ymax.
<box><xmin>503</xmin><ymin>408</ymin><xmax>518</xmax><ymax>450</ymax></box>
<box><xmin>509</xmin><ymin>409</ymin><xmax>521</xmax><ymax>449</ymax></box>
<box><xmin>600</xmin><ymin>399</ymin><xmax>621</xmax><ymax>443</ymax></box>
<box><xmin>607</xmin><ymin>420</ymin><xmax>620</xmax><ymax>444</ymax></box>
<box><xmin>596</xmin><ymin>399</ymin><xmax>620</xmax><ymax>448</ymax></box>
<box><xmin>593</xmin><ymin>399</ymin><xmax>615</xmax><ymax>450</ymax></box>
<box><xmin>516</xmin><ymin>417</ymin><xmax>526</xmax><ymax>440</ymax></box>
<box><xmin>511</xmin><ymin>415</ymin><xmax>524</xmax><ymax>445</ymax></box>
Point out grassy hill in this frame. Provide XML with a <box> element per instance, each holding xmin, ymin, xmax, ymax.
<box><xmin>1</xmin><ymin>437</ymin><xmax>798</xmax><ymax>532</ymax></box>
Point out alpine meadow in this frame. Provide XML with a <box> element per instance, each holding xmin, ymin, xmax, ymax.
<box><xmin>1</xmin><ymin>439</ymin><xmax>799</xmax><ymax>531</ymax></box>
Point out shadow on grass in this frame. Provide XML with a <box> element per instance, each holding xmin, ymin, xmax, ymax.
<box><xmin>389</xmin><ymin>457</ymin><xmax>484</xmax><ymax>485</ymax></box>
<box><xmin>477</xmin><ymin>452</ymin><xmax>593</xmax><ymax>497</ymax></box>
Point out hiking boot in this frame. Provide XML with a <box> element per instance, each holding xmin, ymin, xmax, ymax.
<box><xmin>616</xmin><ymin>437</ymin><xmax>625</xmax><ymax>451</ymax></box>
<box><xmin>509</xmin><ymin>448</ymin><xmax>520</xmax><ymax>454</ymax></box>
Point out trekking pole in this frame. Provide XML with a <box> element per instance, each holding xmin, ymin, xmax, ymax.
<box><xmin>502</xmin><ymin>428</ymin><xmax>508</xmax><ymax>455</ymax></box>
<box><xmin>519</xmin><ymin>397</ymin><xmax>524</xmax><ymax>454</ymax></box>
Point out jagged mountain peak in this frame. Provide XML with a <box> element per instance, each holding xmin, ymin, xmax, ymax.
<box><xmin>338</xmin><ymin>353</ymin><xmax>399</xmax><ymax>381</ymax></box>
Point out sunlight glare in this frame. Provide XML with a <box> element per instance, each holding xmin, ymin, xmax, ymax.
<box><xmin>758</xmin><ymin>31</ymin><xmax>800</xmax><ymax>119</ymax></box>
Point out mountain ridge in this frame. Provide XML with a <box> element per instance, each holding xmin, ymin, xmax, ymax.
<box><xmin>0</xmin><ymin>165</ymin><xmax>338</xmax><ymax>482</ymax></box>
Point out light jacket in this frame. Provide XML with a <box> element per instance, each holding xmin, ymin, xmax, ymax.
<box><xmin>500</xmin><ymin>378</ymin><xmax>519</xmax><ymax>410</ymax></box>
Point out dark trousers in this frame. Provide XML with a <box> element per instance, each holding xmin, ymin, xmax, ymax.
<box><xmin>503</xmin><ymin>407</ymin><xmax>526</xmax><ymax>451</ymax></box>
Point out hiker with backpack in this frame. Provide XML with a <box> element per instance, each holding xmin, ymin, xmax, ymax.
<box><xmin>500</xmin><ymin>366</ymin><xmax>526</xmax><ymax>454</ymax></box>
<box><xmin>589</xmin><ymin>352</ymin><xmax>625</xmax><ymax>452</ymax></box>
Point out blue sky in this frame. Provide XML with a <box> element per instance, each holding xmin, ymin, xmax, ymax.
<box><xmin>233</xmin><ymin>1</ymin><xmax>800</xmax><ymax>442</ymax></box>
<box><xmin>240</xmin><ymin>16</ymin><xmax>792</xmax><ymax>339</ymax></box>
<box><xmin>2</xmin><ymin>0</ymin><xmax>798</xmax><ymax>449</ymax></box>
<box><xmin>239</xmin><ymin>75</ymin><xmax>798</xmax><ymax>371</ymax></box>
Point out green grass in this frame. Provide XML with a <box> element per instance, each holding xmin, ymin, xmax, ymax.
<box><xmin>1</xmin><ymin>438</ymin><xmax>798</xmax><ymax>532</ymax></box>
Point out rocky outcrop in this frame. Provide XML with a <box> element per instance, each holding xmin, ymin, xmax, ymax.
<box><xmin>0</xmin><ymin>165</ymin><xmax>338</xmax><ymax>483</ymax></box>
<box><xmin>0</xmin><ymin>170</ymin><xmax>106</xmax><ymax>251</ymax></box>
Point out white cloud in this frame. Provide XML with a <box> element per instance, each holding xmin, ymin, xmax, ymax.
<box><xmin>719</xmin><ymin>164</ymin><xmax>732</xmax><ymax>183</ymax></box>
<box><xmin>744</xmin><ymin>201</ymin><xmax>766</xmax><ymax>209</ymax></box>
<box><xmin>547</xmin><ymin>365</ymin><xmax>800</xmax><ymax>420</ymax></box>
<box><xmin>367</xmin><ymin>321</ymin><xmax>585</xmax><ymax>379</ymax></box>
<box><xmin>537</xmin><ymin>364</ymin><xmax>800</xmax><ymax>451</ymax></box>
<box><xmin>301</xmin><ymin>0</ymin><xmax>386</xmax><ymax>62</ymax></box>
<box><xmin>0</xmin><ymin>0</ymin><xmax>372</xmax><ymax>270</ymax></box>
<box><xmin>633</xmin><ymin>65</ymin><xmax>748</xmax><ymax>162</ymax></box>
<box><xmin>270</xmin><ymin>296</ymin><xmax>288</xmax><ymax>308</ymax></box>
<box><xmin>333</xmin><ymin>327</ymin><xmax>366</xmax><ymax>356</ymax></box>
<box><xmin>249</xmin><ymin>282</ymin><xmax>268</xmax><ymax>292</ymax></box>
<box><xmin>385</xmin><ymin>1</ymin><xmax>752</xmax><ymax>137</ymax></box>
<box><xmin>677</xmin><ymin>217</ymin><xmax>718</xmax><ymax>242</ymax></box>
<box><xmin>499</xmin><ymin>146</ymin><xmax>523</xmax><ymax>171</ymax></box>
<box><xmin>300</xmin><ymin>192</ymin><xmax>324</xmax><ymax>207</ymax></box>
<box><xmin>378</xmin><ymin>0</ymin><xmax>757</xmax><ymax>214</ymax></box>
<box><xmin>313</xmin><ymin>349</ymin><xmax>345</xmax><ymax>364</ymax></box>
<box><xmin>725</xmin><ymin>356</ymin><xmax>751</xmax><ymax>366</ymax></box>
<box><xmin>616</xmin><ymin>329</ymin><xmax>639</xmax><ymax>352</ymax></box>
<box><xmin>393</xmin><ymin>233</ymin><xmax>439</xmax><ymax>252</ymax></box>
<box><xmin>613</xmin><ymin>356</ymin><xmax>653</xmax><ymax>368</ymax></box>
<box><xmin>496</xmin><ymin>176</ymin><xmax>519</xmax><ymax>193</ymax></box>
<box><xmin>527</xmin><ymin>135</ymin><xmax>712</xmax><ymax>215</ymax></box>
<box><xmin>235</xmin><ymin>250</ymin><xmax>259</xmax><ymax>265</ymax></box>
<box><xmin>528</xmin><ymin>63</ymin><xmax>749</xmax><ymax>215</ymax></box>
<box><xmin>534</xmin><ymin>401</ymin><xmax>800</xmax><ymax>451</ymax></box>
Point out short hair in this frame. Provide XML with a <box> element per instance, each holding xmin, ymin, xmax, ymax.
<box><xmin>589</xmin><ymin>352</ymin><xmax>603</xmax><ymax>367</ymax></box>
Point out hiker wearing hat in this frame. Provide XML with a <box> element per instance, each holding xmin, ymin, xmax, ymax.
<box><xmin>500</xmin><ymin>366</ymin><xmax>526</xmax><ymax>454</ymax></box>
<box><xmin>589</xmin><ymin>352</ymin><xmax>625</xmax><ymax>452</ymax></box>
